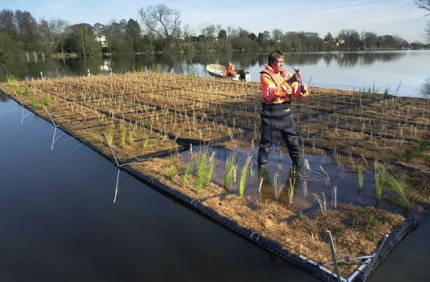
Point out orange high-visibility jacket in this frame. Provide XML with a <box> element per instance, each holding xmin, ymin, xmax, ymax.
<box><xmin>224</xmin><ymin>64</ymin><xmax>237</xmax><ymax>77</ymax></box>
<box><xmin>260</xmin><ymin>64</ymin><xmax>308</xmax><ymax>104</ymax></box>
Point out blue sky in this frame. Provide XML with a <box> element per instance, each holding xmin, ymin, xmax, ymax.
<box><xmin>3</xmin><ymin>0</ymin><xmax>429</xmax><ymax>42</ymax></box>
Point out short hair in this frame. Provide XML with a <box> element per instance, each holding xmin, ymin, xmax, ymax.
<box><xmin>268</xmin><ymin>49</ymin><xmax>284</xmax><ymax>64</ymax></box>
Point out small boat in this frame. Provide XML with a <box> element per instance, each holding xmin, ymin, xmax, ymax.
<box><xmin>206</xmin><ymin>64</ymin><xmax>251</xmax><ymax>81</ymax></box>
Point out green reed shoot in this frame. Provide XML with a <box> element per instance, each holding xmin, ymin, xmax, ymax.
<box><xmin>142</xmin><ymin>136</ymin><xmax>150</xmax><ymax>148</ymax></box>
<box><xmin>224</xmin><ymin>151</ymin><xmax>238</xmax><ymax>190</ymax></box>
<box><xmin>181</xmin><ymin>154</ymin><xmax>193</xmax><ymax>188</ymax></box>
<box><xmin>195</xmin><ymin>146</ymin><xmax>210</xmax><ymax>193</ymax></box>
<box><xmin>383</xmin><ymin>172</ymin><xmax>413</xmax><ymax>209</ymax></box>
<box><xmin>374</xmin><ymin>163</ymin><xmax>386</xmax><ymax>201</ymax></box>
<box><xmin>368</xmin><ymin>217</ymin><xmax>378</xmax><ymax>228</ymax></box>
<box><xmin>128</xmin><ymin>123</ymin><xmax>138</xmax><ymax>144</ymax></box>
<box><xmin>42</xmin><ymin>95</ymin><xmax>50</xmax><ymax>106</ymax></box>
<box><xmin>239</xmin><ymin>155</ymin><xmax>252</xmax><ymax>196</ymax></box>
<box><xmin>204</xmin><ymin>151</ymin><xmax>216</xmax><ymax>186</ymax></box>
<box><xmin>167</xmin><ymin>151</ymin><xmax>177</xmax><ymax>181</ymax></box>
<box><xmin>23</xmin><ymin>86</ymin><xmax>30</xmax><ymax>95</ymax></box>
<box><xmin>88</xmin><ymin>132</ymin><xmax>104</xmax><ymax>143</ymax></box>
<box><xmin>30</xmin><ymin>97</ymin><xmax>39</xmax><ymax>108</ymax></box>
<box><xmin>106</xmin><ymin>128</ymin><xmax>114</xmax><ymax>145</ymax></box>
<box><xmin>120</xmin><ymin>128</ymin><xmax>127</xmax><ymax>148</ymax></box>
<box><xmin>6</xmin><ymin>74</ymin><xmax>17</xmax><ymax>82</ymax></box>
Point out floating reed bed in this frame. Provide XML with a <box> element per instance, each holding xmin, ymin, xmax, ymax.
<box><xmin>2</xmin><ymin>72</ymin><xmax>430</xmax><ymax>280</ymax></box>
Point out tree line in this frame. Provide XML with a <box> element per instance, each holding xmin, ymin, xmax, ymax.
<box><xmin>1</xmin><ymin>4</ymin><xmax>429</xmax><ymax>60</ymax></box>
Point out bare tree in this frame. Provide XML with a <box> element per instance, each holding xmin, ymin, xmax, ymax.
<box><xmin>93</xmin><ymin>23</ymin><xmax>106</xmax><ymax>37</ymax></box>
<box><xmin>362</xmin><ymin>31</ymin><xmax>378</xmax><ymax>50</ymax></box>
<box><xmin>181</xmin><ymin>24</ymin><xmax>196</xmax><ymax>53</ymax></box>
<box><xmin>337</xmin><ymin>29</ymin><xmax>361</xmax><ymax>50</ymax></box>
<box><xmin>200</xmin><ymin>23</ymin><xmax>216</xmax><ymax>38</ymax></box>
<box><xmin>68</xmin><ymin>23</ymin><xmax>99</xmax><ymax>55</ymax></box>
<box><xmin>426</xmin><ymin>21</ymin><xmax>430</xmax><ymax>42</ymax></box>
<box><xmin>272</xmin><ymin>28</ymin><xmax>283</xmax><ymax>42</ymax></box>
<box><xmin>138</xmin><ymin>4</ymin><xmax>181</xmax><ymax>39</ymax></box>
<box><xmin>0</xmin><ymin>9</ymin><xmax>16</xmax><ymax>35</ymax></box>
<box><xmin>415</xmin><ymin>0</ymin><xmax>430</xmax><ymax>41</ymax></box>
<box><xmin>100</xmin><ymin>20</ymin><xmax>126</xmax><ymax>53</ymax></box>
<box><xmin>182</xmin><ymin>24</ymin><xmax>195</xmax><ymax>39</ymax></box>
<box><xmin>14</xmin><ymin>10</ymin><xmax>38</xmax><ymax>51</ymax></box>
<box><xmin>125</xmin><ymin>19</ymin><xmax>141</xmax><ymax>52</ymax></box>
<box><xmin>38</xmin><ymin>18</ymin><xmax>68</xmax><ymax>55</ymax></box>
<box><xmin>225</xmin><ymin>25</ymin><xmax>235</xmax><ymax>39</ymax></box>
<box><xmin>415</xmin><ymin>0</ymin><xmax>430</xmax><ymax>13</ymax></box>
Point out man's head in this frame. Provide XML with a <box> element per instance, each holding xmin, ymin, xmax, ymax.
<box><xmin>268</xmin><ymin>50</ymin><xmax>284</xmax><ymax>73</ymax></box>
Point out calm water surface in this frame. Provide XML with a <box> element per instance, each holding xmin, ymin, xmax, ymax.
<box><xmin>1</xmin><ymin>50</ymin><xmax>429</xmax><ymax>98</ymax></box>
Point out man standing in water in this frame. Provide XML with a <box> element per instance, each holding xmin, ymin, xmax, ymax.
<box><xmin>258</xmin><ymin>50</ymin><xmax>309</xmax><ymax>170</ymax></box>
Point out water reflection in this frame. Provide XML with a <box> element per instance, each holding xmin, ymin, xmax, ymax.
<box><xmin>0</xmin><ymin>91</ymin><xmax>8</xmax><ymax>102</ymax></box>
<box><xmin>258</xmin><ymin>166</ymin><xmax>300</xmax><ymax>206</ymax></box>
<box><xmin>419</xmin><ymin>77</ymin><xmax>430</xmax><ymax>97</ymax></box>
<box><xmin>195</xmin><ymin>145</ymin><xmax>378</xmax><ymax>212</ymax></box>
<box><xmin>0</xmin><ymin>50</ymin><xmax>429</xmax><ymax>97</ymax></box>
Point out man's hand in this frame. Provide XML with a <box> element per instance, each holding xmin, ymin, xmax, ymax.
<box><xmin>287</xmin><ymin>72</ymin><xmax>302</xmax><ymax>84</ymax></box>
<box><xmin>300</xmin><ymin>83</ymin><xmax>309</xmax><ymax>97</ymax></box>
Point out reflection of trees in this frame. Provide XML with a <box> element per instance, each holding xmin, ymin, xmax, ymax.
<box><xmin>161</xmin><ymin>52</ymin><xmax>183</xmax><ymax>73</ymax></box>
<box><xmin>317</xmin><ymin>52</ymin><xmax>407</xmax><ymax>68</ymax></box>
<box><xmin>0</xmin><ymin>91</ymin><xmax>8</xmax><ymax>102</ymax></box>
<box><xmin>100</xmin><ymin>53</ymin><xmax>186</xmax><ymax>74</ymax></box>
<box><xmin>234</xmin><ymin>52</ymin><xmax>407</xmax><ymax>70</ymax></box>
<box><xmin>336</xmin><ymin>53</ymin><xmax>360</xmax><ymax>67</ymax></box>
<box><xmin>420</xmin><ymin>77</ymin><xmax>430</xmax><ymax>97</ymax></box>
<box><xmin>0</xmin><ymin>51</ymin><xmax>420</xmax><ymax>84</ymax></box>
<box><xmin>0</xmin><ymin>51</ymin><xmax>26</xmax><ymax>81</ymax></box>
<box><xmin>64</xmin><ymin>56</ymin><xmax>102</xmax><ymax>76</ymax></box>
<box><xmin>282</xmin><ymin>53</ymin><xmax>322</xmax><ymax>66</ymax></box>
<box><xmin>232</xmin><ymin>53</ymin><xmax>322</xmax><ymax>70</ymax></box>
<box><xmin>0</xmin><ymin>55</ymin><xmax>91</xmax><ymax>81</ymax></box>
<box><xmin>0</xmin><ymin>62</ymin><xmax>10</xmax><ymax>81</ymax></box>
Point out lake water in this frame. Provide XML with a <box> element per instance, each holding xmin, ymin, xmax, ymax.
<box><xmin>1</xmin><ymin>50</ymin><xmax>429</xmax><ymax>98</ymax></box>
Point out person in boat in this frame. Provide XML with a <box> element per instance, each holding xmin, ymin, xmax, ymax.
<box><xmin>257</xmin><ymin>49</ymin><xmax>309</xmax><ymax>170</ymax></box>
<box><xmin>223</xmin><ymin>60</ymin><xmax>237</xmax><ymax>78</ymax></box>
